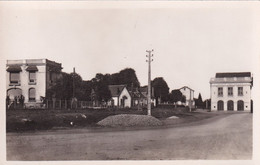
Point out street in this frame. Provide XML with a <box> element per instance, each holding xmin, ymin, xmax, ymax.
<box><xmin>6</xmin><ymin>112</ymin><xmax>252</xmax><ymax>160</ymax></box>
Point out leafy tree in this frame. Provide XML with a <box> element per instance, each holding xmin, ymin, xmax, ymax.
<box><xmin>168</xmin><ymin>89</ymin><xmax>187</xmax><ymax>107</ymax></box>
<box><xmin>110</xmin><ymin>68</ymin><xmax>140</xmax><ymax>88</ymax></box>
<box><xmin>181</xmin><ymin>95</ymin><xmax>186</xmax><ymax>103</ymax></box>
<box><xmin>152</xmin><ymin>77</ymin><xmax>169</xmax><ymax>103</ymax></box>
<box><xmin>46</xmin><ymin>72</ymin><xmax>86</xmax><ymax>100</ymax></box>
<box><xmin>95</xmin><ymin>81</ymin><xmax>111</xmax><ymax>102</ymax></box>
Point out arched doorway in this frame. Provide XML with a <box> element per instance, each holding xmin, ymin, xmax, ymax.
<box><xmin>217</xmin><ymin>100</ymin><xmax>224</xmax><ymax>111</ymax></box>
<box><xmin>237</xmin><ymin>100</ymin><xmax>244</xmax><ymax>111</ymax></box>
<box><xmin>121</xmin><ymin>96</ymin><xmax>128</xmax><ymax>108</ymax></box>
<box><xmin>227</xmin><ymin>100</ymin><xmax>234</xmax><ymax>111</ymax></box>
<box><xmin>7</xmin><ymin>88</ymin><xmax>22</xmax><ymax>109</ymax></box>
<box><xmin>7</xmin><ymin>88</ymin><xmax>22</xmax><ymax>100</ymax></box>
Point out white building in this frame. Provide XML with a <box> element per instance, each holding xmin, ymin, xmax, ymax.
<box><xmin>179</xmin><ymin>86</ymin><xmax>195</xmax><ymax>108</ymax></box>
<box><xmin>108</xmin><ymin>85</ymin><xmax>132</xmax><ymax>108</ymax></box>
<box><xmin>6</xmin><ymin>59</ymin><xmax>62</xmax><ymax>109</ymax></box>
<box><xmin>209</xmin><ymin>72</ymin><xmax>253</xmax><ymax>111</ymax></box>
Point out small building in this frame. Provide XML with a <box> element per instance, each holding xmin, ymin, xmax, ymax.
<box><xmin>209</xmin><ymin>72</ymin><xmax>253</xmax><ymax>111</ymax></box>
<box><xmin>139</xmin><ymin>86</ymin><xmax>156</xmax><ymax>107</ymax></box>
<box><xmin>128</xmin><ymin>87</ymin><xmax>146</xmax><ymax>107</ymax></box>
<box><xmin>6</xmin><ymin>59</ymin><xmax>62</xmax><ymax>109</ymax></box>
<box><xmin>179</xmin><ymin>86</ymin><xmax>195</xmax><ymax>108</ymax></box>
<box><xmin>108</xmin><ymin>85</ymin><xmax>132</xmax><ymax>108</ymax></box>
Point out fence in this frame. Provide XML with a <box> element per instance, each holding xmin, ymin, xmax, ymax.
<box><xmin>6</xmin><ymin>99</ymin><xmax>99</xmax><ymax>110</ymax></box>
<box><xmin>44</xmin><ymin>99</ymin><xmax>94</xmax><ymax>109</ymax></box>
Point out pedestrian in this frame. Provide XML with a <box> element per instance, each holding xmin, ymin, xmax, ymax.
<box><xmin>6</xmin><ymin>95</ymin><xmax>10</xmax><ymax>110</ymax></box>
<box><xmin>20</xmin><ymin>95</ymin><xmax>25</xmax><ymax>109</ymax></box>
<box><xmin>14</xmin><ymin>96</ymin><xmax>17</xmax><ymax>109</ymax></box>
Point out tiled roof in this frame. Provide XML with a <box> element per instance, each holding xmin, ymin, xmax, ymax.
<box><xmin>108</xmin><ymin>85</ymin><xmax>126</xmax><ymax>97</ymax></box>
<box><xmin>216</xmin><ymin>72</ymin><xmax>251</xmax><ymax>78</ymax></box>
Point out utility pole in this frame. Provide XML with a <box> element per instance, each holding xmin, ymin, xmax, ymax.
<box><xmin>73</xmin><ymin>67</ymin><xmax>75</xmax><ymax>98</ymax></box>
<box><xmin>189</xmin><ymin>89</ymin><xmax>192</xmax><ymax>112</ymax></box>
<box><xmin>146</xmin><ymin>49</ymin><xmax>153</xmax><ymax>116</ymax></box>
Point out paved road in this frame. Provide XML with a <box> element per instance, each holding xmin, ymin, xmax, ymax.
<box><xmin>6</xmin><ymin>113</ymin><xmax>252</xmax><ymax>160</ymax></box>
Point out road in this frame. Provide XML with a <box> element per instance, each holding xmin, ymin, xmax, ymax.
<box><xmin>6</xmin><ymin>113</ymin><xmax>252</xmax><ymax>160</ymax></box>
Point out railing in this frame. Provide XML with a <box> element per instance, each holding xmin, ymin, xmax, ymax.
<box><xmin>6</xmin><ymin>99</ymin><xmax>95</xmax><ymax>110</ymax></box>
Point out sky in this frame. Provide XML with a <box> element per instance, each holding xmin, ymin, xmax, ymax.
<box><xmin>1</xmin><ymin>2</ymin><xmax>259</xmax><ymax>99</ymax></box>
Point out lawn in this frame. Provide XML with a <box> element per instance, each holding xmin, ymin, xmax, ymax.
<box><xmin>6</xmin><ymin>107</ymin><xmax>214</xmax><ymax>132</ymax></box>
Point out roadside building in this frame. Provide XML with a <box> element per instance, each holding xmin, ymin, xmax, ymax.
<box><xmin>139</xmin><ymin>86</ymin><xmax>156</xmax><ymax>107</ymax></box>
<box><xmin>6</xmin><ymin>59</ymin><xmax>62</xmax><ymax>109</ymax></box>
<box><xmin>128</xmin><ymin>87</ymin><xmax>146</xmax><ymax>107</ymax></box>
<box><xmin>209</xmin><ymin>72</ymin><xmax>253</xmax><ymax>111</ymax></box>
<box><xmin>179</xmin><ymin>86</ymin><xmax>195</xmax><ymax>108</ymax></box>
<box><xmin>108</xmin><ymin>85</ymin><xmax>132</xmax><ymax>108</ymax></box>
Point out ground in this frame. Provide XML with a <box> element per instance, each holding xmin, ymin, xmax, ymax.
<box><xmin>6</xmin><ymin>110</ymin><xmax>252</xmax><ymax>160</ymax></box>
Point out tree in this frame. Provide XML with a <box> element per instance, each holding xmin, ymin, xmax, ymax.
<box><xmin>181</xmin><ymin>95</ymin><xmax>186</xmax><ymax>103</ymax></box>
<box><xmin>152</xmin><ymin>77</ymin><xmax>169</xmax><ymax>103</ymax></box>
<box><xmin>111</xmin><ymin>68</ymin><xmax>140</xmax><ymax>88</ymax></box>
<box><xmin>95</xmin><ymin>81</ymin><xmax>111</xmax><ymax>102</ymax></box>
<box><xmin>169</xmin><ymin>89</ymin><xmax>183</xmax><ymax>103</ymax></box>
<box><xmin>46</xmin><ymin>72</ymin><xmax>86</xmax><ymax>100</ymax></box>
<box><xmin>195</xmin><ymin>93</ymin><xmax>204</xmax><ymax>108</ymax></box>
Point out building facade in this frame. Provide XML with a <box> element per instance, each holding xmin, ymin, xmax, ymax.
<box><xmin>6</xmin><ymin>59</ymin><xmax>62</xmax><ymax>109</ymax></box>
<box><xmin>108</xmin><ymin>85</ymin><xmax>132</xmax><ymax>108</ymax></box>
<box><xmin>210</xmin><ymin>72</ymin><xmax>253</xmax><ymax>111</ymax></box>
<box><xmin>179</xmin><ymin>86</ymin><xmax>195</xmax><ymax>108</ymax></box>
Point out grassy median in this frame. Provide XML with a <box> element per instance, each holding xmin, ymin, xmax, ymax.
<box><xmin>6</xmin><ymin>107</ymin><xmax>215</xmax><ymax>132</ymax></box>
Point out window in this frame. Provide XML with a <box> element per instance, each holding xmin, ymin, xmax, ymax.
<box><xmin>218</xmin><ymin>87</ymin><xmax>223</xmax><ymax>97</ymax></box>
<box><xmin>228</xmin><ymin>87</ymin><xmax>233</xmax><ymax>96</ymax></box>
<box><xmin>29</xmin><ymin>71</ymin><xmax>36</xmax><ymax>83</ymax></box>
<box><xmin>238</xmin><ymin>87</ymin><xmax>243</xmax><ymax>96</ymax></box>
<box><xmin>10</xmin><ymin>72</ymin><xmax>20</xmax><ymax>84</ymax></box>
<box><xmin>29</xmin><ymin>88</ymin><xmax>36</xmax><ymax>101</ymax></box>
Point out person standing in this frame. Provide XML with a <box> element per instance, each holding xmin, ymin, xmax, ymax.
<box><xmin>6</xmin><ymin>95</ymin><xmax>10</xmax><ymax>110</ymax></box>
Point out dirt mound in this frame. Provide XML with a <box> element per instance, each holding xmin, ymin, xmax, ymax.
<box><xmin>97</xmin><ymin>114</ymin><xmax>163</xmax><ymax>127</ymax></box>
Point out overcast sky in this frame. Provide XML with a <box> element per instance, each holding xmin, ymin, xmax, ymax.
<box><xmin>1</xmin><ymin>2</ymin><xmax>259</xmax><ymax>99</ymax></box>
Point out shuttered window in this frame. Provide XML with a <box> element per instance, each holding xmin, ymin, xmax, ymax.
<box><xmin>29</xmin><ymin>88</ymin><xmax>36</xmax><ymax>101</ymax></box>
<box><xmin>238</xmin><ymin>87</ymin><xmax>243</xmax><ymax>96</ymax></box>
<box><xmin>29</xmin><ymin>71</ymin><xmax>36</xmax><ymax>82</ymax></box>
<box><xmin>10</xmin><ymin>72</ymin><xmax>20</xmax><ymax>83</ymax></box>
<box><xmin>228</xmin><ymin>87</ymin><xmax>233</xmax><ymax>96</ymax></box>
<box><xmin>218</xmin><ymin>87</ymin><xmax>223</xmax><ymax>97</ymax></box>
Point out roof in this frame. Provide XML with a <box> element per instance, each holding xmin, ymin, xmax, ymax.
<box><xmin>6</xmin><ymin>65</ymin><xmax>22</xmax><ymax>72</ymax></box>
<box><xmin>26</xmin><ymin>65</ymin><xmax>38</xmax><ymax>71</ymax></box>
<box><xmin>128</xmin><ymin>88</ymin><xmax>146</xmax><ymax>99</ymax></box>
<box><xmin>139</xmin><ymin>86</ymin><xmax>148</xmax><ymax>93</ymax></box>
<box><xmin>6</xmin><ymin>59</ymin><xmax>62</xmax><ymax>70</ymax></box>
<box><xmin>108</xmin><ymin>85</ymin><xmax>127</xmax><ymax>97</ymax></box>
<box><xmin>179</xmin><ymin>86</ymin><xmax>194</xmax><ymax>91</ymax></box>
<box><xmin>216</xmin><ymin>72</ymin><xmax>251</xmax><ymax>78</ymax></box>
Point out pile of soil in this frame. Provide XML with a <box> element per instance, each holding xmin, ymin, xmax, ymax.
<box><xmin>97</xmin><ymin>114</ymin><xmax>163</xmax><ymax>127</ymax></box>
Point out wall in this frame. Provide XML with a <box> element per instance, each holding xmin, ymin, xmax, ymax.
<box><xmin>119</xmin><ymin>87</ymin><xmax>131</xmax><ymax>108</ymax></box>
<box><xmin>6</xmin><ymin>60</ymin><xmax>46</xmax><ymax>105</ymax></box>
<box><xmin>6</xmin><ymin>59</ymin><xmax>62</xmax><ymax>109</ymax></box>
<box><xmin>211</xmin><ymin>82</ymin><xmax>251</xmax><ymax>111</ymax></box>
<box><xmin>180</xmin><ymin>87</ymin><xmax>195</xmax><ymax>107</ymax></box>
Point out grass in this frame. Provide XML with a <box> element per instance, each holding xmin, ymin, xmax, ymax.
<box><xmin>6</xmin><ymin>107</ymin><xmax>211</xmax><ymax>132</ymax></box>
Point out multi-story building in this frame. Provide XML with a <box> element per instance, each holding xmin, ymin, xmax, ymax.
<box><xmin>209</xmin><ymin>72</ymin><xmax>253</xmax><ymax>111</ymax></box>
<box><xmin>179</xmin><ymin>86</ymin><xmax>195</xmax><ymax>108</ymax></box>
<box><xmin>6</xmin><ymin>59</ymin><xmax>62</xmax><ymax>109</ymax></box>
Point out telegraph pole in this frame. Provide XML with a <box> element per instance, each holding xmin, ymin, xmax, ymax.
<box><xmin>73</xmin><ymin>67</ymin><xmax>75</xmax><ymax>98</ymax></box>
<box><xmin>146</xmin><ymin>49</ymin><xmax>153</xmax><ymax>116</ymax></box>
